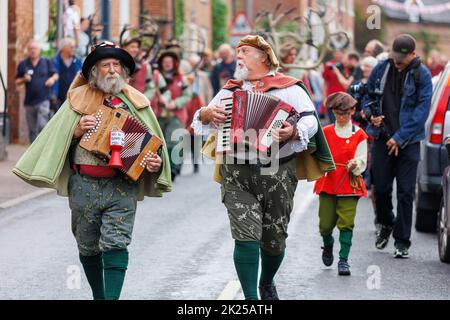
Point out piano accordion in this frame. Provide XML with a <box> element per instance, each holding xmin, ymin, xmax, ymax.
<box><xmin>79</xmin><ymin>104</ymin><xmax>163</xmax><ymax>181</ymax></box>
<box><xmin>217</xmin><ymin>90</ymin><xmax>299</xmax><ymax>153</ymax></box>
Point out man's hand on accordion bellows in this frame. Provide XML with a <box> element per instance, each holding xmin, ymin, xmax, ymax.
<box><xmin>272</xmin><ymin>121</ymin><xmax>296</xmax><ymax>143</ymax></box>
<box><xmin>200</xmin><ymin>106</ymin><xmax>228</xmax><ymax>126</ymax></box>
<box><xmin>145</xmin><ymin>153</ymin><xmax>162</xmax><ymax>173</ymax></box>
<box><xmin>73</xmin><ymin>115</ymin><xmax>97</xmax><ymax>138</ymax></box>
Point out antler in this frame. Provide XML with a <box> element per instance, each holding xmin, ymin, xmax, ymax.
<box><xmin>254</xmin><ymin>3</ymin><xmax>350</xmax><ymax>70</ymax></box>
<box><xmin>179</xmin><ymin>24</ymin><xmax>207</xmax><ymax>74</ymax></box>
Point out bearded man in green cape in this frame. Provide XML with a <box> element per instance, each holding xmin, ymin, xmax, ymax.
<box><xmin>13</xmin><ymin>41</ymin><xmax>172</xmax><ymax>300</ymax></box>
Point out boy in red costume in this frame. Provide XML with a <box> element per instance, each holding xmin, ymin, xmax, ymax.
<box><xmin>314</xmin><ymin>92</ymin><xmax>368</xmax><ymax>275</ymax></box>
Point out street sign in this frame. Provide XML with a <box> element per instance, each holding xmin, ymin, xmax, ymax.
<box><xmin>229</xmin><ymin>12</ymin><xmax>252</xmax><ymax>47</ymax></box>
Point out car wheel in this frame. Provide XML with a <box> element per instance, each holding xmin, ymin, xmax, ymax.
<box><xmin>438</xmin><ymin>201</ymin><xmax>450</xmax><ymax>263</ymax></box>
<box><xmin>415</xmin><ymin>187</ymin><xmax>439</xmax><ymax>233</ymax></box>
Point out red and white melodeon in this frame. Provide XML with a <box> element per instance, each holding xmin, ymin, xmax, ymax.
<box><xmin>216</xmin><ymin>90</ymin><xmax>299</xmax><ymax>153</ymax></box>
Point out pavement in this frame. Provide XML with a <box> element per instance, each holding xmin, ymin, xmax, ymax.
<box><xmin>0</xmin><ymin>144</ymin><xmax>54</xmax><ymax>209</ymax></box>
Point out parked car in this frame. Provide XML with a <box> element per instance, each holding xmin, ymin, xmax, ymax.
<box><xmin>416</xmin><ymin>62</ymin><xmax>450</xmax><ymax>232</ymax></box>
<box><xmin>439</xmin><ymin>138</ymin><xmax>450</xmax><ymax>262</ymax></box>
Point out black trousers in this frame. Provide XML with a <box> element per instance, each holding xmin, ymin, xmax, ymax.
<box><xmin>371</xmin><ymin>139</ymin><xmax>420</xmax><ymax>248</ymax></box>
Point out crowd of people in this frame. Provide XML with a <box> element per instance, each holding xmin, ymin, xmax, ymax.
<box><xmin>12</xmin><ymin>18</ymin><xmax>449</xmax><ymax>299</ymax></box>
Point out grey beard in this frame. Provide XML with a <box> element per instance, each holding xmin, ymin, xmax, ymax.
<box><xmin>95</xmin><ymin>73</ymin><xmax>126</xmax><ymax>95</ymax></box>
<box><xmin>233</xmin><ymin>64</ymin><xmax>249</xmax><ymax>80</ymax></box>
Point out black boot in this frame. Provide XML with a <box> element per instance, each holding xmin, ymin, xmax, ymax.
<box><xmin>321</xmin><ymin>246</ymin><xmax>334</xmax><ymax>266</ymax></box>
<box><xmin>258</xmin><ymin>283</ymin><xmax>279</xmax><ymax>300</ymax></box>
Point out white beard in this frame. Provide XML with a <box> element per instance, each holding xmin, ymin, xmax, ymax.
<box><xmin>95</xmin><ymin>73</ymin><xmax>126</xmax><ymax>95</ymax></box>
<box><xmin>234</xmin><ymin>63</ymin><xmax>249</xmax><ymax>80</ymax></box>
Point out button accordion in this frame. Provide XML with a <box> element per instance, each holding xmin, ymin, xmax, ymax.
<box><xmin>216</xmin><ymin>90</ymin><xmax>299</xmax><ymax>153</ymax></box>
<box><xmin>79</xmin><ymin>105</ymin><xmax>163</xmax><ymax>181</ymax></box>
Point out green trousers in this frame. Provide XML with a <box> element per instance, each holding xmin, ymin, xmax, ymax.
<box><xmin>318</xmin><ymin>193</ymin><xmax>359</xmax><ymax>261</ymax></box>
<box><xmin>220</xmin><ymin>158</ymin><xmax>298</xmax><ymax>256</ymax></box>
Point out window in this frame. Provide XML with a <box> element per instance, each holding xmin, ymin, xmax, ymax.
<box><xmin>83</xmin><ymin>0</ymin><xmax>95</xmax><ymax>17</ymax></box>
<box><xmin>33</xmin><ymin>0</ymin><xmax>49</xmax><ymax>43</ymax></box>
<box><xmin>119</xmin><ymin>0</ymin><xmax>130</xmax><ymax>31</ymax></box>
<box><xmin>347</xmin><ymin>0</ymin><xmax>354</xmax><ymax>17</ymax></box>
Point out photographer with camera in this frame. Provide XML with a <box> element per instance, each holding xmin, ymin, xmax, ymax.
<box><xmin>348</xmin><ymin>56</ymin><xmax>378</xmax><ymax>131</ymax></box>
<box><xmin>333</xmin><ymin>52</ymin><xmax>363</xmax><ymax>91</ymax></box>
<box><xmin>323</xmin><ymin>51</ymin><xmax>361</xmax><ymax>124</ymax></box>
<box><xmin>362</xmin><ymin>34</ymin><xmax>432</xmax><ymax>259</ymax></box>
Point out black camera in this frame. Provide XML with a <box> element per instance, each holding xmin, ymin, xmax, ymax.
<box><xmin>349</xmin><ymin>82</ymin><xmax>367</xmax><ymax>96</ymax></box>
<box><xmin>328</xmin><ymin>62</ymin><xmax>343</xmax><ymax>71</ymax></box>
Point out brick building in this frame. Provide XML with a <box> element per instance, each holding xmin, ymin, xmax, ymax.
<box><xmin>4</xmin><ymin>0</ymin><xmax>355</xmax><ymax>144</ymax></box>
<box><xmin>358</xmin><ymin>0</ymin><xmax>450</xmax><ymax>58</ymax></box>
<box><xmin>5</xmin><ymin>0</ymin><xmax>218</xmax><ymax>144</ymax></box>
<box><xmin>230</xmin><ymin>0</ymin><xmax>355</xmax><ymax>48</ymax></box>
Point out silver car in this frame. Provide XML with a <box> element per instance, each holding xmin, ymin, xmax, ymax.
<box><xmin>416</xmin><ymin>62</ymin><xmax>450</xmax><ymax>232</ymax></box>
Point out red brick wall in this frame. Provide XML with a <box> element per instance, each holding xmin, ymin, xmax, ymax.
<box><xmin>384</xmin><ymin>21</ymin><xmax>450</xmax><ymax>58</ymax></box>
<box><xmin>8</xmin><ymin>0</ymin><xmax>34</xmax><ymax>144</ymax></box>
<box><xmin>130</xmin><ymin>0</ymin><xmax>141</xmax><ymax>28</ymax></box>
<box><xmin>143</xmin><ymin>0</ymin><xmax>173</xmax><ymax>43</ymax></box>
<box><xmin>185</xmin><ymin>0</ymin><xmax>212</xmax><ymax>50</ymax></box>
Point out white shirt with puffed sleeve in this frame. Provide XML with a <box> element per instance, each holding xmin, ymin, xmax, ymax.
<box><xmin>191</xmin><ymin>73</ymin><xmax>318</xmax><ymax>159</ymax></box>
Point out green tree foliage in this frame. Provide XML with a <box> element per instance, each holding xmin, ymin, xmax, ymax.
<box><xmin>175</xmin><ymin>0</ymin><xmax>185</xmax><ymax>39</ymax></box>
<box><xmin>411</xmin><ymin>30</ymin><xmax>438</xmax><ymax>61</ymax></box>
<box><xmin>212</xmin><ymin>0</ymin><xmax>228</xmax><ymax>50</ymax></box>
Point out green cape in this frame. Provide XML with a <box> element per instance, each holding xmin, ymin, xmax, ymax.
<box><xmin>13</xmin><ymin>92</ymin><xmax>172</xmax><ymax>200</ymax></box>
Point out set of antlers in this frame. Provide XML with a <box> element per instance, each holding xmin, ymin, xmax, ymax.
<box><xmin>254</xmin><ymin>3</ymin><xmax>350</xmax><ymax>70</ymax></box>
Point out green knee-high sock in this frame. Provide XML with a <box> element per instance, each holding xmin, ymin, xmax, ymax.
<box><xmin>322</xmin><ymin>234</ymin><xmax>334</xmax><ymax>248</ymax></box>
<box><xmin>103</xmin><ymin>249</ymin><xmax>129</xmax><ymax>300</ymax></box>
<box><xmin>79</xmin><ymin>253</ymin><xmax>105</xmax><ymax>300</ymax></box>
<box><xmin>259</xmin><ymin>249</ymin><xmax>285</xmax><ymax>286</ymax></box>
<box><xmin>233</xmin><ymin>240</ymin><xmax>260</xmax><ymax>300</ymax></box>
<box><xmin>339</xmin><ymin>230</ymin><xmax>353</xmax><ymax>261</ymax></box>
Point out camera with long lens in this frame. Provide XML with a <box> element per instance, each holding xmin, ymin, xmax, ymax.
<box><xmin>349</xmin><ymin>82</ymin><xmax>367</xmax><ymax>96</ymax></box>
<box><xmin>365</xmin><ymin>100</ymin><xmax>391</xmax><ymax>140</ymax></box>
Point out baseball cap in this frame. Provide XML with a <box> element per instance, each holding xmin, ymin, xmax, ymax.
<box><xmin>389</xmin><ymin>34</ymin><xmax>416</xmax><ymax>62</ymax></box>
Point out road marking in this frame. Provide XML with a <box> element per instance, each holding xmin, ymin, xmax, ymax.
<box><xmin>289</xmin><ymin>183</ymin><xmax>316</xmax><ymax>235</ymax></box>
<box><xmin>0</xmin><ymin>189</ymin><xmax>54</xmax><ymax>209</ymax></box>
<box><xmin>216</xmin><ymin>183</ymin><xmax>316</xmax><ymax>300</ymax></box>
<box><xmin>217</xmin><ymin>280</ymin><xmax>241</xmax><ymax>300</ymax></box>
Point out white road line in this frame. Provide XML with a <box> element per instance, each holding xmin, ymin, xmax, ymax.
<box><xmin>289</xmin><ymin>183</ymin><xmax>316</xmax><ymax>235</ymax></box>
<box><xmin>216</xmin><ymin>183</ymin><xmax>317</xmax><ymax>300</ymax></box>
<box><xmin>217</xmin><ymin>280</ymin><xmax>241</xmax><ymax>300</ymax></box>
<box><xmin>0</xmin><ymin>189</ymin><xmax>54</xmax><ymax>209</ymax></box>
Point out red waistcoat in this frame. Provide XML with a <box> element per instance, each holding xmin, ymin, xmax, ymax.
<box><xmin>314</xmin><ymin>124</ymin><xmax>368</xmax><ymax>197</ymax></box>
<box><xmin>167</xmin><ymin>74</ymin><xmax>188</xmax><ymax>126</ymax></box>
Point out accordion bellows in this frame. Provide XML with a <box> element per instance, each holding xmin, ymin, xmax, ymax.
<box><xmin>80</xmin><ymin>105</ymin><xmax>163</xmax><ymax>181</ymax></box>
<box><xmin>217</xmin><ymin>90</ymin><xmax>298</xmax><ymax>153</ymax></box>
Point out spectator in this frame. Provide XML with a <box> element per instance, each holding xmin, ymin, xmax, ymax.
<box><xmin>15</xmin><ymin>41</ymin><xmax>59</xmax><ymax>143</ymax></box>
<box><xmin>426</xmin><ymin>49</ymin><xmax>444</xmax><ymax>77</ymax></box>
<box><xmin>364</xmin><ymin>39</ymin><xmax>385</xmax><ymax>58</ymax></box>
<box><xmin>52</xmin><ymin>38</ymin><xmax>82</xmax><ymax>115</ymax></box>
<box><xmin>332</xmin><ymin>52</ymin><xmax>363</xmax><ymax>91</ymax></box>
<box><xmin>322</xmin><ymin>50</ymin><xmax>350</xmax><ymax>123</ymax></box>
<box><xmin>77</xmin><ymin>17</ymin><xmax>91</xmax><ymax>60</ymax></box>
<box><xmin>362</xmin><ymin>34</ymin><xmax>432</xmax><ymax>258</ymax></box>
<box><xmin>210</xmin><ymin>44</ymin><xmax>236</xmax><ymax>95</ymax></box>
<box><xmin>64</xmin><ymin>0</ymin><xmax>81</xmax><ymax>47</ymax></box>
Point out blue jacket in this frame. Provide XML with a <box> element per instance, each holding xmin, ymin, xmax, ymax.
<box><xmin>52</xmin><ymin>53</ymin><xmax>82</xmax><ymax>102</ymax></box>
<box><xmin>362</xmin><ymin>58</ymin><xmax>432</xmax><ymax>148</ymax></box>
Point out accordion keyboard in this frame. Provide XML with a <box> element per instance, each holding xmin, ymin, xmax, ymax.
<box><xmin>259</xmin><ymin>109</ymin><xmax>290</xmax><ymax>149</ymax></box>
<box><xmin>216</xmin><ymin>97</ymin><xmax>233</xmax><ymax>153</ymax></box>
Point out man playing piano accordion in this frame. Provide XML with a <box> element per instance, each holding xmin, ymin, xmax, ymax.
<box><xmin>13</xmin><ymin>42</ymin><xmax>172</xmax><ymax>300</ymax></box>
<box><xmin>191</xmin><ymin>35</ymin><xmax>334</xmax><ymax>300</ymax></box>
